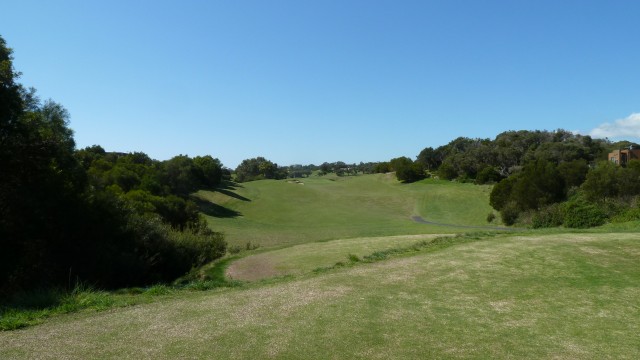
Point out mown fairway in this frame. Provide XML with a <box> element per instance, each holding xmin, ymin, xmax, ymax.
<box><xmin>2</xmin><ymin>233</ymin><xmax>639</xmax><ymax>359</ymax></box>
<box><xmin>198</xmin><ymin>174</ymin><xmax>497</xmax><ymax>248</ymax></box>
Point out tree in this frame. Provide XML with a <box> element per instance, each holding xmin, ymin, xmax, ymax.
<box><xmin>0</xmin><ymin>35</ymin><xmax>227</xmax><ymax>293</ymax></box>
<box><xmin>235</xmin><ymin>157</ymin><xmax>283</xmax><ymax>182</ymax></box>
<box><xmin>416</xmin><ymin>147</ymin><xmax>443</xmax><ymax>171</ymax></box>
<box><xmin>193</xmin><ymin>155</ymin><xmax>223</xmax><ymax>188</ymax></box>
<box><xmin>389</xmin><ymin>156</ymin><xmax>426</xmax><ymax>183</ymax></box>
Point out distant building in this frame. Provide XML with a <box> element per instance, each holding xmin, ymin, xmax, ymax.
<box><xmin>608</xmin><ymin>146</ymin><xmax>640</xmax><ymax>166</ymax></box>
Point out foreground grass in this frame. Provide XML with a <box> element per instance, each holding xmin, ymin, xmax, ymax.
<box><xmin>0</xmin><ymin>285</ymin><xmax>176</xmax><ymax>331</ymax></box>
<box><xmin>0</xmin><ymin>258</ymin><xmax>243</xmax><ymax>331</ymax></box>
<box><xmin>2</xmin><ymin>232</ymin><xmax>638</xmax><ymax>359</ymax></box>
<box><xmin>198</xmin><ymin>174</ymin><xmax>497</xmax><ymax>248</ymax></box>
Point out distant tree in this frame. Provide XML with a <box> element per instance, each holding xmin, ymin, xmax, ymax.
<box><xmin>193</xmin><ymin>155</ymin><xmax>223</xmax><ymax>188</ymax></box>
<box><xmin>235</xmin><ymin>157</ymin><xmax>283</xmax><ymax>182</ymax></box>
<box><xmin>389</xmin><ymin>156</ymin><xmax>426</xmax><ymax>183</ymax></box>
<box><xmin>373</xmin><ymin>161</ymin><xmax>391</xmax><ymax>173</ymax></box>
<box><xmin>160</xmin><ymin>155</ymin><xmax>199</xmax><ymax>195</ymax></box>
<box><xmin>319</xmin><ymin>162</ymin><xmax>331</xmax><ymax>175</ymax></box>
<box><xmin>417</xmin><ymin>147</ymin><xmax>443</xmax><ymax>171</ymax></box>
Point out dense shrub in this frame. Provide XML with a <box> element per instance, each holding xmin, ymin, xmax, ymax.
<box><xmin>562</xmin><ymin>200</ymin><xmax>607</xmax><ymax>228</ymax></box>
<box><xmin>531</xmin><ymin>204</ymin><xmax>565</xmax><ymax>228</ymax></box>
<box><xmin>610</xmin><ymin>207</ymin><xmax>640</xmax><ymax>223</ymax></box>
<box><xmin>500</xmin><ymin>202</ymin><xmax>520</xmax><ymax>226</ymax></box>
<box><xmin>476</xmin><ymin>166</ymin><xmax>502</xmax><ymax>184</ymax></box>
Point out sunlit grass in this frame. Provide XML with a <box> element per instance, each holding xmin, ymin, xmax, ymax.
<box><xmin>2</xmin><ymin>232</ymin><xmax>639</xmax><ymax>359</ymax></box>
<box><xmin>199</xmin><ymin>174</ymin><xmax>497</xmax><ymax>248</ymax></box>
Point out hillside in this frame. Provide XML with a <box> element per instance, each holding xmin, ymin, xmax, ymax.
<box><xmin>197</xmin><ymin>173</ymin><xmax>498</xmax><ymax>249</ymax></box>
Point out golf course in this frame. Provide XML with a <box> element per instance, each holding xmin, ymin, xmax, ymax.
<box><xmin>2</xmin><ymin>174</ymin><xmax>639</xmax><ymax>359</ymax></box>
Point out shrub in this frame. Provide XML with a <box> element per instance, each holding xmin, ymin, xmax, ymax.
<box><xmin>531</xmin><ymin>204</ymin><xmax>565</xmax><ymax>228</ymax></box>
<box><xmin>476</xmin><ymin>166</ymin><xmax>502</xmax><ymax>184</ymax></box>
<box><xmin>610</xmin><ymin>207</ymin><xmax>640</xmax><ymax>223</ymax></box>
<box><xmin>486</xmin><ymin>212</ymin><xmax>496</xmax><ymax>223</ymax></box>
<box><xmin>500</xmin><ymin>202</ymin><xmax>520</xmax><ymax>226</ymax></box>
<box><xmin>563</xmin><ymin>200</ymin><xmax>607</xmax><ymax>228</ymax></box>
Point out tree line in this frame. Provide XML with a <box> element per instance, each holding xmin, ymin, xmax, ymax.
<box><xmin>0</xmin><ymin>36</ymin><xmax>227</xmax><ymax>296</ymax></box>
<box><xmin>411</xmin><ymin>130</ymin><xmax>638</xmax><ymax>228</ymax></box>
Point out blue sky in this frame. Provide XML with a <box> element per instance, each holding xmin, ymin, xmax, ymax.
<box><xmin>3</xmin><ymin>1</ymin><xmax>639</xmax><ymax>168</ymax></box>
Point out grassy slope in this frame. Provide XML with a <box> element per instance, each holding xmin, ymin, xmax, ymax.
<box><xmin>2</xmin><ymin>233</ymin><xmax>639</xmax><ymax>359</ymax></box>
<box><xmin>198</xmin><ymin>174</ymin><xmax>497</xmax><ymax>248</ymax></box>
<box><xmin>226</xmin><ymin>234</ymin><xmax>446</xmax><ymax>281</ymax></box>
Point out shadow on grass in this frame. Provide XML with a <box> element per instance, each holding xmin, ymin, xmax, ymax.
<box><xmin>192</xmin><ymin>197</ymin><xmax>242</xmax><ymax>218</ymax></box>
<box><xmin>214</xmin><ymin>181</ymin><xmax>250</xmax><ymax>202</ymax></box>
<box><xmin>217</xmin><ymin>188</ymin><xmax>251</xmax><ymax>202</ymax></box>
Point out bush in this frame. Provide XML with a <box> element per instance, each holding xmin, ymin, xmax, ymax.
<box><xmin>476</xmin><ymin>166</ymin><xmax>502</xmax><ymax>184</ymax></box>
<box><xmin>563</xmin><ymin>200</ymin><xmax>607</xmax><ymax>228</ymax></box>
<box><xmin>500</xmin><ymin>202</ymin><xmax>520</xmax><ymax>226</ymax></box>
<box><xmin>610</xmin><ymin>206</ymin><xmax>640</xmax><ymax>223</ymax></box>
<box><xmin>486</xmin><ymin>212</ymin><xmax>496</xmax><ymax>223</ymax></box>
<box><xmin>531</xmin><ymin>204</ymin><xmax>565</xmax><ymax>228</ymax></box>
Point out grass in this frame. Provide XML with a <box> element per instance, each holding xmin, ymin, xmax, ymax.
<box><xmin>2</xmin><ymin>232</ymin><xmax>639</xmax><ymax>359</ymax></box>
<box><xmin>226</xmin><ymin>234</ymin><xmax>448</xmax><ymax>281</ymax></box>
<box><xmin>0</xmin><ymin>265</ymin><xmax>242</xmax><ymax>332</ymax></box>
<box><xmin>197</xmin><ymin>174</ymin><xmax>498</xmax><ymax>248</ymax></box>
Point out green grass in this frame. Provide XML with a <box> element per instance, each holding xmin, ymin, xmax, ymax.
<box><xmin>198</xmin><ymin>174</ymin><xmax>498</xmax><ymax>248</ymax></box>
<box><xmin>2</xmin><ymin>232</ymin><xmax>639</xmax><ymax>359</ymax></box>
<box><xmin>226</xmin><ymin>234</ymin><xmax>448</xmax><ymax>281</ymax></box>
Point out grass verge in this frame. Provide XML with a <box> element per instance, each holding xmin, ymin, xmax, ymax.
<box><xmin>0</xmin><ymin>256</ymin><xmax>243</xmax><ymax>331</ymax></box>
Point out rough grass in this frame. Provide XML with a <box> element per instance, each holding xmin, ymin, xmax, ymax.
<box><xmin>2</xmin><ymin>232</ymin><xmax>639</xmax><ymax>359</ymax></box>
<box><xmin>198</xmin><ymin>174</ymin><xmax>497</xmax><ymax>248</ymax></box>
<box><xmin>226</xmin><ymin>234</ymin><xmax>446</xmax><ymax>281</ymax></box>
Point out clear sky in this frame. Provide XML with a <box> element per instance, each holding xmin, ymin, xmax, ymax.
<box><xmin>3</xmin><ymin>0</ymin><xmax>639</xmax><ymax>168</ymax></box>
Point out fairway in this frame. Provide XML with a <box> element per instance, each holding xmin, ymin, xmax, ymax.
<box><xmin>198</xmin><ymin>174</ymin><xmax>497</xmax><ymax>248</ymax></box>
<box><xmin>3</xmin><ymin>232</ymin><xmax>639</xmax><ymax>359</ymax></box>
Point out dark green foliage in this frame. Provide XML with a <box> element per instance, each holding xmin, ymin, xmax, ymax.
<box><xmin>610</xmin><ymin>206</ymin><xmax>640</xmax><ymax>223</ymax></box>
<box><xmin>416</xmin><ymin>146</ymin><xmax>443</xmax><ymax>171</ymax></box>
<box><xmin>425</xmin><ymin>130</ymin><xmax>608</xmax><ymax>183</ymax></box>
<box><xmin>234</xmin><ymin>156</ymin><xmax>285</xmax><ymax>182</ymax></box>
<box><xmin>490</xmin><ymin>160</ymin><xmax>565</xmax><ymax>226</ymax></box>
<box><xmin>489</xmin><ymin>176</ymin><xmax>516</xmax><ymax>211</ymax></box>
<box><xmin>531</xmin><ymin>204</ymin><xmax>565</xmax><ymax>228</ymax></box>
<box><xmin>500</xmin><ymin>202</ymin><xmax>520</xmax><ymax>226</ymax></box>
<box><xmin>437</xmin><ymin>162</ymin><xmax>458</xmax><ymax>180</ymax></box>
<box><xmin>0</xmin><ymin>35</ymin><xmax>226</xmax><ymax>295</ymax></box>
<box><xmin>563</xmin><ymin>199</ymin><xmax>607</xmax><ymax>228</ymax></box>
<box><xmin>390</xmin><ymin>156</ymin><xmax>426</xmax><ymax>183</ymax></box>
<box><xmin>373</xmin><ymin>161</ymin><xmax>391</xmax><ymax>173</ymax></box>
<box><xmin>581</xmin><ymin>160</ymin><xmax>640</xmax><ymax>202</ymax></box>
<box><xmin>476</xmin><ymin>166</ymin><xmax>502</xmax><ymax>184</ymax></box>
<box><xmin>511</xmin><ymin>160</ymin><xmax>565</xmax><ymax>210</ymax></box>
<box><xmin>557</xmin><ymin>159</ymin><xmax>589</xmax><ymax>191</ymax></box>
